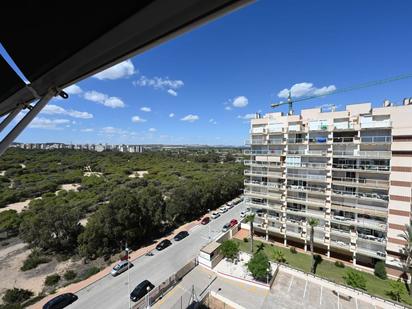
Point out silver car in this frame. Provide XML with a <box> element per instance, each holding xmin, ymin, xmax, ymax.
<box><xmin>111</xmin><ymin>260</ymin><xmax>133</xmax><ymax>276</ymax></box>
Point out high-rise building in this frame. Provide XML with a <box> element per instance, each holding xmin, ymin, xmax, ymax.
<box><xmin>244</xmin><ymin>101</ymin><xmax>412</xmax><ymax>274</ymax></box>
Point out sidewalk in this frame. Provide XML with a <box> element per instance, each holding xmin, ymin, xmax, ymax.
<box><xmin>29</xmin><ymin>219</ymin><xmax>201</xmax><ymax>309</ymax></box>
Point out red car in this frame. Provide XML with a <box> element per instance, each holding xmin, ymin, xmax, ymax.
<box><xmin>201</xmin><ymin>217</ymin><xmax>210</xmax><ymax>225</ymax></box>
<box><xmin>229</xmin><ymin>219</ymin><xmax>238</xmax><ymax>227</ymax></box>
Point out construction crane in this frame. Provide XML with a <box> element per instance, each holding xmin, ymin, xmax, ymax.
<box><xmin>271</xmin><ymin>72</ymin><xmax>412</xmax><ymax>114</ymax></box>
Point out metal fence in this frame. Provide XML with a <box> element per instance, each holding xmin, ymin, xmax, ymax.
<box><xmin>132</xmin><ymin>258</ymin><xmax>198</xmax><ymax>309</ymax></box>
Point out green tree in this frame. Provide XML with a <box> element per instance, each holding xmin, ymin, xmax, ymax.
<box><xmin>387</xmin><ymin>280</ymin><xmax>405</xmax><ymax>302</ymax></box>
<box><xmin>245</xmin><ymin>214</ymin><xmax>255</xmax><ymax>253</ymax></box>
<box><xmin>247</xmin><ymin>251</ymin><xmax>270</xmax><ymax>281</ymax></box>
<box><xmin>374</xmin><ymin>261</ymin><xmax>387</xmax><ymax>279</ymax></box>
<box><xmin>0</xmin><ymin>210</ymin><xmax>22</xmax><ymax>234</ymax></box>
<box><xmin>399</xmin><ymin>224</ymin><xmax>412</xmax><ymax>296</ymax></box>
<box><xmin>307</xmin><ymin>218</ymin><xmax>319</xmax><ymax>273</ymax></box>
<box><xmin>343</xmin><ymin>269</ymin><xmax>367</xmax><ymax>290</ymax></box>
<box><xmin>220</xmin><ymin>240</ymin><xmax>239</xmax><ymax>260</ymax></box>
<box><xmin>2</xmin><ymin>288</ymin><xmax>33</xmax><ymax>304</ymax></box>
<box><xmin>272</xmin><ymin>249</ymin><xmax>286</xmax><ymax>263</ymax></box>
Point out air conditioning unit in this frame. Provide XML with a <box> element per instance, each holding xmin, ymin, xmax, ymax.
<box><xmin>383</xmin><ymin>99</ymin><xmax>391</xmax><ymax>107</ymax></box>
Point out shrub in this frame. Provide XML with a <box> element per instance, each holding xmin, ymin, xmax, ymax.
<box><xmin>63</xmin><ymin>270</ymin><xmax>77</xmax><ymax>281</ymax></box>
<box><xmin>81</xmin><ymin>266</ymin><xmax>100</xmax><ymax>280</ymax></box>
<box><xmin>343</xmin><ymin>269</ymin><xmax>366</xmax><ymax>290</ymax></box>
<box><xmin>20</xmin><ymin>250</ymin><xmax>51</xmax><ymax>271</ymax></box>
<box><xmin>374</xmin><ymin>261</ymin><xmax>387</xmax><ymax>279</ymax></box>
<box><xmin>220</xmin><ymin>240</ymin><xmax>239</xmax><ymax>260</ymax></box>
<box><xmin>387</xmin><ymin>280</ymin><xmax>405</xmax><ymax>302</ymax></box>
<box><xmin>45</xmin><ymin>274</ymin><xmax>61</xmax><ymax>286</ymax></box>
<box><xmin>2</xmin><ymin>288</ymin><xmax>33</xmax><ymax>304</ymax></box>
<box><xmin>289</xmin><ymin>247</ymin><xmax>297</xmax><ymax>254</ymax></box>
<box><xmin>243</xmin><ymin>237</ymin><xmax>248</xmax><ymax>243</ymax></box>
<box><xmin>272</xmin><ymin>249</ymin><xmax>286</xmax><ymax>263</ymax></box>
<box><xmin>334</xmin><ymin>260</ymin><xmax>345</xmax><ymax>268</ymax></box>
<box><xmin>247</xmin><ymin>252</ymin><xmax>270</xmax><ymax>280</ymax></box>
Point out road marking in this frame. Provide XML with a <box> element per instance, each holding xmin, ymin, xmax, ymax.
<box><xmin>303</xmin><ymin>279</ymin><xmax>308</xmax><ymax>299</ymax></box>
<box><xmin>320</xmin><ymin>285</ymin><xmax>323</xmax><ymax>305</ymax></box>
<box><xmin>189</xmin><ymin>224</ymin><xmax>201</xmax><ymax>232</ymax></box>
<box><xmin>288</xmin><ymin>276</ymin><xmax>294</xmax><ymax>292</ymax></box>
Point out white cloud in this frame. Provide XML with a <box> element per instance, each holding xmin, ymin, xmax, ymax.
<box><xmin>209</xmin><ymin>118</ymin><xmax>217</xmax><ymax>124</ymax></box>
<box><xmin>167</xmin><ymin>89</ymin><xmax>178</xmax><ymax>96</ymax></box>
<box><xmin>81</xmin><ymin>128</ymin><xmax>94</xmax><ymax>132</ymax></box>
<box><xmin>180</xmin><ymin>114</ymin><xmax>199</xmax><ymax>122</ymax></box>
<box><xmin>225</xmin><ymin>106</ymin><xmax>232</xmax><ymax>111</ymax></box>
<box><xmin>131</xmin><ymin>115</ymin><xmax>147</xmax><ymax>123</ymax></box>
<box><xmin>100</xmin><ymin>126</ymin><xmax>127</xmax><ymax>135</ymax></box>
<box><xmin>232</xmin><ymin>96</ymin><xmax>248</xmax><ymax>108</ymax></box>
<box><xmin>237</xmin><ymin>113</ymin><xmax>255</xmax><ymax>120</ymax></box>
<box><xmin>93</xmin><ymin>60</ymin><xmax>136</xmax><ymax>80</ymax></box>
<box><xmin>83</xmin><ymin>90</ymin><xmax>125</xmax><ymax>108</ymax></box>
<box><xmin>169</xmin><ymin>113</ymin><xmax>175</xmax><ymax>118</ymax></box>
<box><xmin>64</xmin><ymin>84</ymin><xmax>83</xmax><ymax>95</ymax></box>
<box><xmin>277</xmin><ymin>82</ymin><xmax>336</xmax><ymax>99</ymax></box>
<box><xmin>148</xmin><ymin>128</ymin><xmax>157</xmax><ymax>132</ymax></box>
<box><xmin>140</xmin><ymin>107</ymin><xmax>151</xmax><ymax>112</ymax></box>
<box><xmin>42</xmin><ymin>104</ymin><xmax>93</xmax><ymax>119</ymax></box>
<box><xmin>29</xmin><ymin>117</ymin><xmax>70</xmax><ymax>129</ymax></box>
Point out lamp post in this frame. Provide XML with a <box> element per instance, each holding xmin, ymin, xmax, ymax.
<box><xmin>208</xmin><ymin>209</ymin><xmax>211</xmax><ymax>240</ymax></box>
<box><xmin>146</xmin><ymin>285</ymin><xmax>151</xmax><ymax>308</ymax></box>
<box><xmin>126</xmin><ymin>242</ymin><xmax>131</xmax><ymax>309</ymax></box>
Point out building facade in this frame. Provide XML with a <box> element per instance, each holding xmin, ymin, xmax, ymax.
<box><xmin>244</xmin><ymin>102</ymin><xmax>412</xmax><ymax>271</ymax></box>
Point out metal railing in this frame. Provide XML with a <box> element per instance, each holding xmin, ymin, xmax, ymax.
<box><xmin>287</xmin><ymin>138</ymin><xmax>306</xmax><ymax>143</ymax></box>
<box><xmin>333</xmin><ymin>137</ymin><xmax>355</xmax><ymax>143</ymax></box>
<box><xmin>331</xmin><ymin>189</ymin><xmax>389</xmax><ymax>201</ymax></box>
<box><xmin>244</xmin><ymin>160</ymin><xmax>282</xmax><ymax>168</ymax></box>
<box><xmin>360</xmin><ymin>136</ymin><xmax>392</xmax><ymax>143</ymax></box>
<box><xmin>285</xmin><ymin>162</ymin><xmax>327</xmax><ymax>169</ymax></box>
<box><xmin>286</xmin><ymin>184</ymin><xmax>326</xmax><ymax>193</ymax></box>
<box><xmin>333</xmin><ymin>150</ymin><xmax>391</xmax><ymax>158</ymax></box>
<box><xmin>287</xmin><ymin>173</ymin><xmax>327</xmax><ymax>181</ymax></box>
<box><xmin>332</xmin><ymin>163</ymin><xmax>390</xmax><ymax>172</ymax></box>
<box><xmin>244</xmin><ymin>149</ymin><xmax>283</xmax><ymax>155</ymax></box>
<box><xmin>331</xmin><ymin>176</ymin><xmax>389</xmax><ymax>188</ymax></box>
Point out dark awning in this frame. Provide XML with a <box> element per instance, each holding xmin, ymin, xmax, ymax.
<box><xmin>0</xmin><ymin>0</ymin><xmax>252</xmax><ymax>116</ymax></box>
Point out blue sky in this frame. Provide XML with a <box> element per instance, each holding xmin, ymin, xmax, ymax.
<box><xmin>2</xmin><ymin>0</ymin><xmax>412</xmax><ymax>145</ymax></box>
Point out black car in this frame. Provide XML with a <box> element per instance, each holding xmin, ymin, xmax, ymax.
<box><xmin>173</xmin><ymin>231</ymin><xmax>189</xmax><ymax>241</ymax></box>
<box><xmin>130</xmin><ymin>280</ymin><xmax>155</xmax><ymax>302</ymax></box>
<box><xmin>156</xmin><ymin>239</ymin><xmax>172</xmax><ymax>250</ymax></box>
<box><xmin>43</xmin><ymin>293</ymin><xmax>78</xmax><ymax>309</ymax></box>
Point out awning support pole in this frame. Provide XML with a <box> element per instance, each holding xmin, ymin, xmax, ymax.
<box><xmin>0</xmin><ymin>105</ymin><xmax>24</xmax><ymax>133</ymax></box>
<box><xmin>0</xmin><ymin>91</ymin><xmax>54</xmax><ymax>156</ymax></box>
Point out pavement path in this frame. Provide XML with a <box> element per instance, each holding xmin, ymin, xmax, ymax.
<box><xmin>31</xmin><ymin>202</ymin><xmax>246</xmax><ymax>309</ymax></box>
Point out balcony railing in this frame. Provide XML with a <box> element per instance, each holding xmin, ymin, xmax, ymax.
<box><xmin>333</xmin><ymin>150</ymin><xmax>391</xmax><ymax>159</ymax></box>
<box><xmin>286</xmin><ymin>184</ymin><xmax>326</xmax><ymax>194</ymax></box>
<box><xmin>332</xmin><ymin>189</ymin><xmax>389</xmax><ymax>201</ymax></box>
<box><xmin>360</xmin><ymin>136</ymin><xmax>391</xmax><ymax>143</ymax></box>
<box><xmin>287</xmin><ymin>195</ymin><xmax>326</xmax><ymax>206</ymax></box>
<box><xmin>308</xmin><ymin>137</ymin><xmax>328</xmax><ymax>144</ymax></box>
<box><xmin>250</xmin><ymin>127</ymin><xmax>266</xmax><ymax>134</ymax></box>
<box><xmin>268</xmin><ymin>139</ymin><xmax>283</xmax><ymax>144</ymax></box>
<box><xmin>360</xmin><ymin>120</ymin><xmax>391</xmax><ymax>129</ymax></box>
<box><xmin>287</xmin><ymin>138</ymin><xmax>306</xmax><ymax>144</ymax></box>
<box><xmin>245</xmin><ymin>139</ymin><xmax>266</xmax><ymax>145</ymax></box>
<box><xmin>334</xmin><ymin>122</ymin><xmax>354</xmax><ymax>130</ymax></box>
<box><xmin>287</xmin><ymin>149</ymin><xmax>328</xmax><ymax>156</ymax></box>
<box><xmin>333</xmin><ymin>137</ymin><xmax>355</xmax><ymax>143</ymax></box>
<box><xmin>331</xmin><ymin>177</ymin><xmax>389</xmax><ymax>188</ymax></box>
<box><xmin>287</xmin><ymin>173</ymin><xmax>327</xmax><ymax>181</ymax></box>
<box><xmin>332</xmin><ymin>163</ymin><xmax>390</xmax><ymax>172</ymax></box>
<box><xmin>244</xmin><ymin>160</ymin><xmax>282</xmax><ymax>168</ymax></box>
<box><xmin>285</xmin><ymin>162</ymin><xmax>327</xmax><ymax>169</ymax></box>
<box><xmin>244</xmin><ymin>149</ymin><xmax>283</xmax><ymax>155</ymax></box>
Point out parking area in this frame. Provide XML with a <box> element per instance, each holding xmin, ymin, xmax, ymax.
<box><xmin>263</xmin><ymin>270</ymin><xmax>379</xmax><ymax>309</ymax></box>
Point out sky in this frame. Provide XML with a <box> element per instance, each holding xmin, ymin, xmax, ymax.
<box><xmin>1</xmin><ymin>0</ymin><xmax>412</xmax><ymax>146</ymax></box>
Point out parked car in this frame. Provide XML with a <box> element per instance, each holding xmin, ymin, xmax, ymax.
<box><xmin>111</xmin><ymin>260</ymin><xmax>133</xmax><ymax>276</ymax></box>
<box><xmin>130</xmin><ymin>280</ymin><xmax>155</xmax><ymax>302</ymax></box>
<box><xmin>218</xmin><ymin>206</ymin><xmax>228</xmax><ymax>213</ymax></box>
<box><xmin>43</xmin><ymin>293</ymin><xmax>78</xmax><ymax>309</ymax></box>
<box><xmin>240</xmin><ymin>211</ymin><xmax>246</xmax><ymax>218</ymax></box>
<box><xmin>156</xmin><ymin>239</ymin><xmax>172</xmax><ymax>251</ymax></box>
<box><xmin>174</xmin><ymin>231</ymin><xmax>189</xmax><ymax>241</ymax></box>
<box><xmin>201</xmin><ymin>217</ymin><xmax>210</xmax><ymax>225</ymax></box>
<box><xmin>226</xmin><ymin>202</ymin><xmax>233</xmax><ymax>208</ymax></box>
<box><xmin>211</xmin><ymin>212</ymin><xmax>220</xmax><ymax>219</ymax></box>
<box><xmin>229</xmin><ymin>219</ymin><xmax>238</xmax><ymax>227</ymax></box>
<box><xmin>222</xmin><ymin>223</ymin><xmax>231</xmax><ymax>232</ymax></box>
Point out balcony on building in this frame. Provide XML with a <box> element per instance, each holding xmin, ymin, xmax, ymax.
<box><xmin>285</xmin><ymin>156</ymin><xmax>328</xmax><ymax>170</ymax></box>
<box><xmin>287</xmin><ymin>133</ymin><xmax>307</xmax><ymax>144</ymax></box>
<box><xmin>286</xmin><ymin>192</ymin><xmax>326</xmax><ymax>208</ymax></box>
<box><xmin>268</xmin><ymin>135</ymin><xmax>284</xmax><ymax>145</ymax></box>
<box><xmin>287</xmin><ymin>169</ymin><xmax>327</xmax><ymax>183</ymax></box>
<box><xmin>330</xmin><ymin>236</ymin><xmax>351</xmax><ymax>250</ymax></box>
<box><xmin>333</xmin><ymin>130</ymin><xmax>357</xmax><ymax>144</ymax></box>
<box><xmin>333</xmin><ymin>119</ymin><xmax>355</xmax><ymax>131</ymax></box>
<box><xmin>331</xmin><ymin>171</ymin><xmax>389</xmax><ymax>190</ymax></box>
<box><xmin>250</xmin><ymin>126</ymin><xmax>267</xmax><ymax>134</ymax></box>
<box><xmin>244</xmin><ymin>160</ymin><xmax>282</xmax><ymax>168</ymax></box>
<box><xmin>360</xmin><ymin>116</ymin><xmax>391</xmax><ymax>129</ymax></box>
<box><xmin>288</xmin><ymin>123</ymin><xmax>303</xmax><ymax>132</ymax></box>
<box><xmin>267</xmin><ymin>123</ymin><xmax>284</xmax><ymax>134</ymax></box>
<box><xmin>332</xmin><ymin>158</ymin><xmax>390</xmax><ymax>173</ymax></box>
<box><xmin>330</xmin><ymin>223</ymin><xmax>351</xmax><ymax>238</ymax></box>
<box><xmin>308</xmin><ymin>131</ymin><xmax>329</xmax><ymax>144</ymax></box>
<box><xmin>308</xmin><ymin>120</ymin><xmax>329</xmax><ymax>131</ymax></box>
<box><xmin>287</xmin><ymin>181</ymin><xmax>327</xmax><ymax>195</ymax></box>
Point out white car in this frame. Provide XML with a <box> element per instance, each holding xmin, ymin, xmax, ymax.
<box><xmin>211</xmin><ymin>212</ymin><xmax>220</xmax><ymax>219</ymax></box>
<box><xmin>240</xmin><ymin>211</ymin><xmax>246</xmax><ymax>218</ymax></box>
<box><xmin>219</xmin><ymin>207</ymin><xmax>228</xmax><ymax>213</ymax></box>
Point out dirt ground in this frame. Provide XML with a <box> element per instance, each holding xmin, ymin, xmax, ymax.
<box><xmin>128</xmin><ymin>170</ymin><xmax>148</xmax><ymax>178</ymax></box>
<box><xmin>0</xmin><ymin>200</ymin><xmax>31</xmax><ymax>214</ymax></box>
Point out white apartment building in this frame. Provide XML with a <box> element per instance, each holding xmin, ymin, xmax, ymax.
<box><xmin>244</xmin><ymin>101</ymin><xmax>412</xmax><ymax>274</ymax></box>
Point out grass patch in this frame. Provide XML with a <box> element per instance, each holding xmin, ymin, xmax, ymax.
<box><xmin>20</xmin><ymin>250</ymin><xmax>51</xmax><ymax>271</ymax></box>
<box><xmin>234</xmin><ymin>238</ymin><xmax>412</xmax><ymax>306</ymax></box>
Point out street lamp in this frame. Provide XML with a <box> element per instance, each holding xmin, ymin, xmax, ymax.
<box><xmin>146</xmin><ymin>285</ymin><xmax>151</xmax><ymax>309</ymax></box>
<box><xmin>126</xmin><ymin>242</ymin><xmax>131</xmax><ymax>309</ymax></box>
<box><xmin>208</xmin><ymin>209</ymin><xmax>211</xmax><ymax>240</ymax></box>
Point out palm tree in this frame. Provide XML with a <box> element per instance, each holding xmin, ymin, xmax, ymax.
<box><xmin>245</xmin><ymin>214</ymin><xmax>255</xmax><ymax>253</ymax></box>
<box><xmin>399</xmin><ymin>224</ymin><xmax>412</xmax><ymax>296</ymax></box>
<box><xmin>308</xmin><ymin>218</ymin><xmax>319</xmax><ymax>273</ymax></box>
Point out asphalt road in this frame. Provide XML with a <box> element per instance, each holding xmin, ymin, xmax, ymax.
<box><xmin>70</xmin><ymin>202</ymin><xmax>246</xmax><ymax>309</ymax></box>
